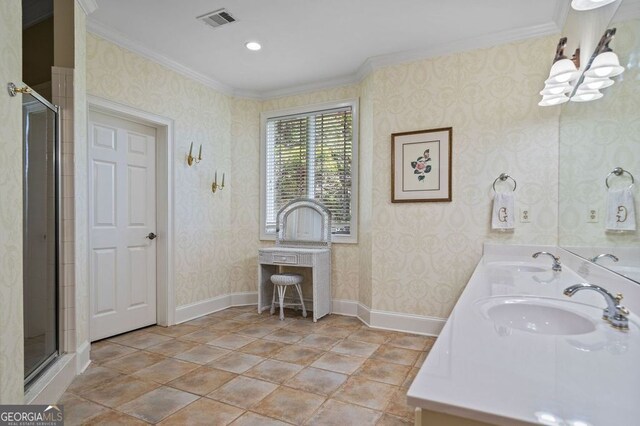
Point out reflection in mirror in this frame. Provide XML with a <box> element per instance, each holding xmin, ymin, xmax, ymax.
<box><xmin>559</xmin><ymin>8</ymin><xmax>640</xmax><ymax>283</ymax></box>
<box><xmin>276</xmin><ymin>198</ymin><xmax>331</xmax><ymax>247</ymax></box>
<box><xmin>285</xmin><ymin>207</ymin><xmax>323</xmax><ymax>242</ymax></box>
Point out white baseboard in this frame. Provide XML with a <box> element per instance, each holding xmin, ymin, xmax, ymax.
<box><xmin>367</xmin><ymin>307</ymin><xmax>445</xmax><ymax>336</ymax></box>
<box><xmin>331</xmin><ymin>299</ymin><xmax>358</xmax><ymax>316</ymax></box>
<box><xmin>230</xmin><ymin>292</ymin><xmax>258</xmax><ymax>306</ymax></box>
<box><xmin>76</xmin><ymin>340</ymin><xmax>91</xmax><ymax>373</ymax></box>
<box><xmin>175</xmin><ymin>292</ymin><xmax>259</xmax><ymax>323</ymax></box>
<box><xmin>357</xmin><ymin>303</ymin><xmax>371</xmax><ymax>324</ymax></box>
<box><xmin>25</xmin><ymin>353</ymin><xmax>76</xmax><ymax>404</ymax></box>
<box><xmin>176</xmin><ymin>292</ymin><xmax>445</xmax><ymax>336</ymax></box>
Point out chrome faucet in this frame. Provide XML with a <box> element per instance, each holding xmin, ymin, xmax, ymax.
<box><xmin>563</xmin><ymin>283</ymin><xmax>630</xmax><ymax>330</ymax></box>
<box><xmin>532</xmin><ymin>251</ymin><xmax>562</xmax><ymax>272</ymax></box>
<box><xmin>590</xmin><ymin>253</ymin><xmax>620</xmax><ymax>264</ymax></box>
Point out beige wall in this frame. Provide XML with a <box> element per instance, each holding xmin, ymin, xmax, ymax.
<box><xmin>73</xmin><ymin>2</ymin><xmax>89</xmax><ymax>354</ymax></box>
<box><xmin>86</xmin><ymin>33</ymin><xmax>235</xmax><ymax>307</ymax></box>
<box><xmin>369</xmin><ymin>35</ymin><xmax>560</xmax><ymax>317</ymax></box>
<box><xmin>85</xmin><ymin>31</ymin><xmax>562</xmax><ymax>321</ymax></box>
<box><xmin>0</xmin><ymin>0</ymin><xmax>24</xmax><ymax>404</ymax></box>
<box><xmin>559</xmin><ymin>18</ymin><xmax>640</xmax><ymax>248</ymax></box>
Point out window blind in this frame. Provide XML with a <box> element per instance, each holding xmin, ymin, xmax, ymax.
<box><xmin>265</xmin><ymin>106</ymin><xmax>353</xmax><ymax>235</ymax></box>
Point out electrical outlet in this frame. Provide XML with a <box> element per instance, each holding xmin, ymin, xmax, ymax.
<box><xmin>587</xmin><ymin>207</ymin><xmax>599</xmax><ymax>223</ymax></box>
<box><xmin>520</xmin><ymin>207</ymin><xmax>531</xmax><ymax>223</ymax></box>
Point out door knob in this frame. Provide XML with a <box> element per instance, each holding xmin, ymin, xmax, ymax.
<box><xmin>146</xmin><ymin>232</ymin><xmax>157</xmax><ymax>240</ymax></box>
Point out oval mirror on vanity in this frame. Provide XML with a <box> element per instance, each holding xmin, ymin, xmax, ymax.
<box><xmin>558</xmin><ymin>0</ymin><xmax>640</xmax><ymax>283</ymax></box>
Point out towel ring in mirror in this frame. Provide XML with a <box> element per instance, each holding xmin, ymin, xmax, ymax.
<box><xmin>605</xmin><ymin>167</ymin><xmax>635</xmax><ymax>189</ymax></box>
<box><xmin>492</xmin><ymin>173</ymin><xmax>517</xmax><ymax>193</ymax></box>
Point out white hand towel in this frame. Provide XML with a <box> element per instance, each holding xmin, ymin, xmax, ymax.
<box><xmin>492</xmin><ymin>192</ymin><xmax>515</xmax><ymax>230</ymax></box>
<box><xmin>606</xmin><ymin>188</ymin><xmax>636</xmax><ymax>231</ymax></box>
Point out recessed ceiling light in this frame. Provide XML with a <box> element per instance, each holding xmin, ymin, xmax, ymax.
<box><xmin>245</xmin><ymin>41</ymin><xmax>261</xmax><ymax>51</ymax></box>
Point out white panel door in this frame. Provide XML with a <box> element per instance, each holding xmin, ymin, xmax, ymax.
<box><xmin>89</xmin><ymin>111</ymin><xmax>157</xmax><ymax>341</ymax></box>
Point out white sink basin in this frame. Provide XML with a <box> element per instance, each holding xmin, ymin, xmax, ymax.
<box><xmin>477</xmin><ymin>297</ymin><xmax>597</xmax><ymax>336</ymax></box>
<box><xmin>486</xmin><ymin>261</ymin><xmax>547</xmax><ymax>273</ymax></box>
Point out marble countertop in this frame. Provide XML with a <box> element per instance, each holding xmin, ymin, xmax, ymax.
<box><xmin>407</xmin><ymin>244</ymin><xmax>640</xmax><ymax>426</ymax></box>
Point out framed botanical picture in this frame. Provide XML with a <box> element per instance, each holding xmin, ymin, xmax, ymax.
<box><xmin>391</xmin><ymin>127</ymin><xmax>452</xmax><ymax>203</ymax></box>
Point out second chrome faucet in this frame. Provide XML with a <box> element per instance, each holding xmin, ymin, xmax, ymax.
<box><xmin>532</xmin><ymin>251</ymin><xmax>562</xmax><ymax>272</ymax></box>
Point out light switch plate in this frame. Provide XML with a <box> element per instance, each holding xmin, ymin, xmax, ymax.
<box><xmin>587</xmin><ymin>207</ymin><xmax>599</xmax><ymax>223</ymax></box>
<box><xmin>520</xmin><ymin>207</ymin><xmax>531</xmax><ymax>223</ymax></box>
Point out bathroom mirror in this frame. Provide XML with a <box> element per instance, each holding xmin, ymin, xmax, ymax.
<box><xmin>276</xmin><ymin>198</ymin><xmax>331</xmax><ymax>247</ymax></box>
<box><xmin>558</xmin><ymin>3</ymin><xmax>640</xmax><ymax>283</ymax></box>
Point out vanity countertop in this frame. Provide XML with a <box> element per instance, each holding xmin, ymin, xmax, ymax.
<box><xmin>407</xmin><ymin>245</ymin><xmax>640</xmax><ymax>425</ymax></box>
<box><xmin>259</xmin><ymin>246</ymin><xmax>330</xmax><ymax>253</ymax></box>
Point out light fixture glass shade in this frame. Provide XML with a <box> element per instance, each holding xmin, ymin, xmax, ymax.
<box><xmin>579</xmin><ymin>76</ymin><xmax>615</xmax><ymax>90</ymax></box>
<box><xmin>571</xmin><ymin>0</ymin><xmax>616</xmax><ymax>11</ymax></box>
<box><xmin>545</xmin><ymin>59</ymin><xmax>580</xmax><ymax>85</ymax></box>
<box><xmin>538</xmin><ymin>94</ymin><xmax>570</xmax><ymax>106</ymax></box>
<box><xmin>245</xmin><ymin>41</ymin><xmax>262</xmax><ymax>51</ymax></box>
<box><xmin>540</xmin><ymin>83</ymin><xmax>573</xmax><ymax>96</ymax></box>
<box><xmin>584</xmin><ymin>52</ymin><xmax>625</xmax><ymax>78</ymax></box>
<box><xmin>570</xmin><ymin>89</ymin><xmax>603</xmax><ymax>102</ymax></box>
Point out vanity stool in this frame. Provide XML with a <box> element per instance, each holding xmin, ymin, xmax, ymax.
<box><xmin>270</xmin><ymin>273</ymin><xmax>307</xmax><ymax>320</ymax></box>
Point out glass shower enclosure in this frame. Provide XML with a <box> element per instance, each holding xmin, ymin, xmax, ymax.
<box><xmin>21</xmin><ymin>87</ymin><xmax>60</xmax><ymax>386</ymax></box>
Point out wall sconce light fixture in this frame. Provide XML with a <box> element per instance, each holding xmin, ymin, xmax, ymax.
<box><xmin>539</xmin><ymin>37</ymin><xmax>580</xmax><ymax>106</ymax></box>
<box><xmin>571</xmin><ymin>0</ymin><xmax>616</xmax><ymax>11</ymax></box>
<box><xmin>212</xmin><ymin>171</ymin><xmax>225</xmax><ymax>193</ymax></box>
<box><xmin>539</xmin><ymin>28</ymin><xmax>623</xmax><ymax>106</ymax></box>
<box><xmin>187</xmin><ymin>142</ymin><xmax>202</xmax><ymax>166</ymax></box>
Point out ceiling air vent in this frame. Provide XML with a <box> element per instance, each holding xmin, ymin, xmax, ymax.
<box><xmin>197</xmin><ymin>8</ymin><xmax>237</xmax><ymax>29</ymax></box>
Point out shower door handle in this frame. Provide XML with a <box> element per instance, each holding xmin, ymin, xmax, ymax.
<box><xmin>146</xmin><ymin>232</ymin><xmax>157</xmax><ymax>240</ymax></box>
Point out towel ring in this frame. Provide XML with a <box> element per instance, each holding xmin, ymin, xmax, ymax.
<box><xmin>605</xmin><ymin>167</ymin><xmax>635</xmax><ymax>189</ymax></box>
<box><xmin>492</xmin><ymin>173</ymin><xmax>517</xmax><ymax>193</ymax></box>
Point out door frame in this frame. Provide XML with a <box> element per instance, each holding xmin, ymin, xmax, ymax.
<box><xmin>87</xmin><ymin>95</ymin><xmax>175</xmax><ymax>329</ymax></box>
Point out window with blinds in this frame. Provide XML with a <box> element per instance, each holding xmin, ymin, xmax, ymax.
<box><xmin>262</xmin><ymin>101</ymin><xmax>358</xmax><ymax>242</ymax></box>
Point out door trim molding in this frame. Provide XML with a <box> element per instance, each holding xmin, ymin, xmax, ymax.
<box><xmin>87</xmin><ymin>95</ymin><xmax>176</xmax><ymax>330</ymax></box>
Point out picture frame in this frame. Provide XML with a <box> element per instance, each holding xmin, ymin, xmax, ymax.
<box><xmin>391</xmin><ymin>127</ymin><xmax>452</xmax><ymax>203</ymax></box>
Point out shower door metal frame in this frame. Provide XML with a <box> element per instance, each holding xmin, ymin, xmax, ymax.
<box><xmin>20</xmin><ymin>86</ymin><xmax>63</xmax><ymax>388</ymax></box>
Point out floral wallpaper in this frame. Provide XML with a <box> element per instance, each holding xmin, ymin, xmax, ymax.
<box><xmin>368</xmin><ymin>35</ymin><xmax>560</xmax><ymax>318</ymax></box>
<box><xmin>86</xmin><ymin>33</ymin><xmax>235</xmax><ymax>307</ymax></box>
<box><xmin>73</xmin><ymin>1</ymin><xmax>89</xmax><ymax>358</ymax></box>
<box><xmin>559</xmin><ymin>18</ymin><xmax>640</xmax><ymax>248</ymax></box>
<box><xmin>0</xmin><ymin>0</ymin><xmax>24</xmax><ymax>403</ymax></box>
<box><xmin>86</xmin><ymin>30</ymin><xmax>561</xmax><ymax>322</ymax></box>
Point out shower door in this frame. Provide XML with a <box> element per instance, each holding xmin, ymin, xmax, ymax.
<box><xmin>22</xmin><ymin>90</ymin><xmax>60</xmax><ymax>385</ymax></box>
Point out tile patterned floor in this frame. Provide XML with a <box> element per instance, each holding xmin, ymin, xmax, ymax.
<box><xmin>59</xmin><ymin>306</ymin><xmax>436</xmax><ymax>425</ymax></box>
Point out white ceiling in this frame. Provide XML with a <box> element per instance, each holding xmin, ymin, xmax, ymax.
<box><xmin>89</xmin><ymin>0</ymin><xmax>566</xmax><ymax>98</ymax></box>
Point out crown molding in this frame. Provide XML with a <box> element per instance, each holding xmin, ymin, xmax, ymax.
<box><xmin>87</xmin><ymin>17</ymin><xmax>561</xmax><ymax>101</ymax></box>
<box><xmin>359</xmin><ymin>21</ymin><xmax>561</xmax><ymax>75</ymax></box>
<box><xmin>76</xmin><ymin>0</ymin><xmax>98</xmax><ymax>16</ymax></box>
<box><xmin>553</xmin><ymin>0</ymin><xmax>572</xmax><ymax>31</ymax></box>
<box><xmin>87</xmin><ymin>17</ymin><xmax>242</xmax><ymax>97</ymax></box>
<box><xmin>254</xmin><ymin>73</ymin><xmax>362</xmax><ymax>100</ymax></box>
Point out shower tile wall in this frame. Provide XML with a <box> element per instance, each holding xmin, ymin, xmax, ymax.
<box><xmin>52</xmin><ymin>66</ymin><xmax>76</xmax><ymax>352</ymax></box>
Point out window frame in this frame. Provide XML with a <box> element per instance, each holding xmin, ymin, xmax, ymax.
<box><xmin>260</xmin><ymin>98</ymin><xmax>359</xmax><ymax>244</ymax></box>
